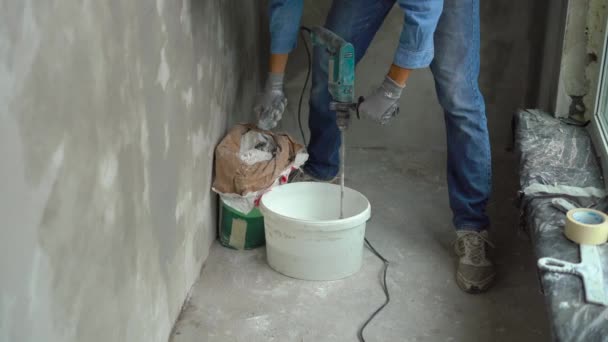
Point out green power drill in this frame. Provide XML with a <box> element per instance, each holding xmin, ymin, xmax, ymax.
<box><xmin>310</xmin><ymin>26</ymin><xmax>359</xmax><ymax>131</ymax></box>
<box><xmin>309</xmin><ymin>26</ymin><xmax>360</xmax><ymax>218</ymax></box>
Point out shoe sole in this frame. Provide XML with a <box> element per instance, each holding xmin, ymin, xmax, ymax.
<box><xmin>455</xmin><ymin>271</ymin><xmax>496</xmax><ymax>294</ymax></box>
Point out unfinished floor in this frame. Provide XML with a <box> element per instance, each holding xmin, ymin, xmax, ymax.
<box><xmin>171</xmin><ymin>147</ymin><xmax>548</xmax><ymax>342</ymax></box>
<box><xmin>171</xmin><ymin>1</ymin><xmax>551</xmax><ymax>341</ymax></box>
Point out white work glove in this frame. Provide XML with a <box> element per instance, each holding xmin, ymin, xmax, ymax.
<box><xmin>255</xmin><ymin>73</ymin><xmax>287</xmax><ymax>130</ymax></box>
<box><xmin>358</xmin><ymin>76</ymin><xmax>404</xmax><ymax>125</ymax></box>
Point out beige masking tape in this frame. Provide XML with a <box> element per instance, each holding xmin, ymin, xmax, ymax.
<box><xmin>564</xmin><ymin>208</ymin><xmax>608</xmax><ymax>245</ymax></box>
<box><xmin>229</xmin><ymin>218</ymin><xmax>248</xmax><ymax>250</ymax></box>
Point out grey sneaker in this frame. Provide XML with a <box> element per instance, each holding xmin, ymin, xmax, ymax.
<box><xmin>288</xmin><ymin>169</ymin><xmax>338</xmax><ymax>184</ymax></box>
<box><xmin>454</xmin><ymin>230</ymin><xmax>496</xmax><ymax>294</ymax></box>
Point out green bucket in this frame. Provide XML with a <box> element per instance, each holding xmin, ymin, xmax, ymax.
<box><xmin>218</xmin><ymin>198</ymin><xmax>265</xmax><ymax>250</ymax></box>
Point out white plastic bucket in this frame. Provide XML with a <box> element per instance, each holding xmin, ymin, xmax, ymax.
<box><xmin>259</xmin><ymin>182</ymin><xmax>371</xmax><ymax>280</ymax></box>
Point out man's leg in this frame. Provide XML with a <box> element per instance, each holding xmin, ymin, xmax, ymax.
<box><xmin>304</xmin><ymin>0</ymin><xmax>396</xmax><ymax>180</ymax></box>
<box><xmin>430</xmin><ymin>0</ymin><xmax>494</xmax><ymax>293</ymax></box>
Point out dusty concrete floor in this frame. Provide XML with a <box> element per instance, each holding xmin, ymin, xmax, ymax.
<box><xmin>170</xmin><ymin>146</ymin><xmax>549</xmax><ymax>342</ymax></box>
<box><xmin>171</xmin><ymin>1</ymin><xmax>552</xmax><ymax>340</ymax></box>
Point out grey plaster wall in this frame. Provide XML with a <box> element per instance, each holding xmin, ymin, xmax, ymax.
<box><xmin>555</xmin><ymin>0</ymin><xmax>608</xmax><ymax>118</ymax></box>
<box><xmin>536</xmin><ymin>0</ymin><xmax>568</xmax><ymax>114</ymax></box>
<box><xmin>0</xmin><ymin>1</ymin><xmax>264</xmax><ymax>341</ymax></box>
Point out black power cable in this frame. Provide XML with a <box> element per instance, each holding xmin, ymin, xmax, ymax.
<box><xmin>298</xmin><ymin>26</ymin><xmax>390</xmax><ymax>342</ymax></box>
<box><xmin>297</xmin><ymin>27</ymin><xmax>312</xmax><ymax>145</ymax></box>
<box><xmin>359</xmin><ymin>238</ymin><xmax>390</xmax><ymax>342</ymax></box>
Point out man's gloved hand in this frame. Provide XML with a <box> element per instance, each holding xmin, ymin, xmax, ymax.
<box><xmin>358</xmin><ymin>76</ymin><xmax>405</xmax><ymax>125</ymax></box>
<box><xmin>255</xmin><ymin>73</ymin><xmax>287</xmax><ymax>130</ymax></box>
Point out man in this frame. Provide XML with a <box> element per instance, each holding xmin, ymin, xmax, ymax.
<box><xmin>255</xmin><ymin>0</ymin><xmax>494</xmax><ymax>293</ymax></box>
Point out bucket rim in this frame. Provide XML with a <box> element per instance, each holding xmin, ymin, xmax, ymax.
<box><xmin>259</xmin><ymin>182</ymin><xmax>371</xmax><ymax>230</ymax></box>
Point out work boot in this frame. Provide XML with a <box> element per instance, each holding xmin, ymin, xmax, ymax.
<box><xmin>454</xmin><ymin>230</ymin><xmax>496</xmax><ymax>294</ymax></box>
<box><xmin>288</xmin><ymin>169</ymin><xmax>338</xmax><ymax>184</ymax></box>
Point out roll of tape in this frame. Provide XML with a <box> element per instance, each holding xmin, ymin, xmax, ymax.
<box><xmin>564</xmin><ymin>208</ymin><xmax>608</xmax><ymax>245</ymax></box>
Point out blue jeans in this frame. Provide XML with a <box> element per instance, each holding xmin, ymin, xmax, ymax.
<box><xmin>305</xmin><ymin>0</ymin><xmax>492</xmax><ymax>231</ymax></box>
<box><xmin>269</xmin><ymin>0</ymin><xmax>442</xmax><ymax>68</ymax></box>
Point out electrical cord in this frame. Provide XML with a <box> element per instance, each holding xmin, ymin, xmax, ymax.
<box><xmin>298</xmin><ymin>26</ymin><xmax>390</xmax><ymax>342</ymax></box>
<box><xmin>559</xmin><ymin>117</ymin><xmax>590</xmax><ymax>127</ymax></box>
<box><xmin>297</xmin><ymin>27</ymin><xmax>312</xmax><ymax>145</ymax></box>
<box><xmin>360</xmin><ymin>237</ymin><xmax>390</xmax><ymax>342</ymax></box>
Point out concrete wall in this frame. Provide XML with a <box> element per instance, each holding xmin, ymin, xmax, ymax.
<box><xmin>536</xmin><ymin>0</ymin><xmax>568</xmax><ymax>114</ymax></box>
<box><xmin>0</xmin><ymin>1</ymin><xmax>264</xmax><ymax>341</ymax></box>
<box><xmin>555</xmin><ymin>0</ymin><xmax>608</xmax><ymax>118</ymax></box>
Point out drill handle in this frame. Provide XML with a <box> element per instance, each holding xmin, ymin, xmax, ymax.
<box><xmin>310</xmin><ymin>26</ymin><xmax>346</xmax><ymax>55</ymax></box>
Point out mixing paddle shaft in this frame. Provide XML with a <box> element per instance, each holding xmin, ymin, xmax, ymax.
<box><xmin>335</xmin><ymin>107</ymin><xmax>350</xmax><ymax>220</ymax></box>
<box><xmin>340</xmin><ymin>130</ymin><xmax>346</xmax><ymax>219</ymax></box>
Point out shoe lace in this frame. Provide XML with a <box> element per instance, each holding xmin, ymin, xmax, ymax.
<box><xmin>454</xmin><ymin>231</ymin><xmax>495</xmax><ymax>264</ymax></box>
